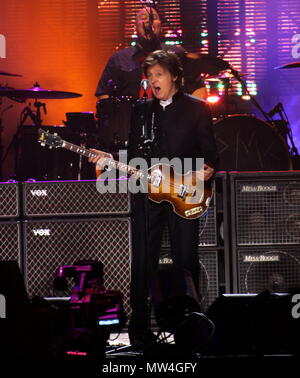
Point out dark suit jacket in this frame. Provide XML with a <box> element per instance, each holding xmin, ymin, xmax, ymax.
<box><xmin>128</xmin><ymin>91</ymin><xmax>218</xmax><ymax>171</ymax></box>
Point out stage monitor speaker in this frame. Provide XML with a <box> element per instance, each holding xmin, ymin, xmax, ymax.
<box><xmin>22</xmin><ymin>217</ymin><xmax>131</xmax><ymax>314</ymax></box>
<box><xmin>0</xmin><ymin>222</ymin><xmax>22</xmax><ymax>266</ymax></box>
<box><xmin>230</xmin><ymin>171</ymin><xmax>300</xmax><ymax>246</ymax></box>
<box><xmin>159</xmin><ymin>248</ymin><xmax>219</xmax><ymax>312</ymax></box>
<box><xmin>0</xmin><ymin>182</ymin><xmax>19</xmax><ymax>219</ymax></box>
<box><xmin>22</xmin><ymin>179</ymin><xmax>130</xmax><ymax>217</ymax></box>
<box><xmin>206</xmin><ymin>293</ymin><xmax>299</xmax><ymax>355</ymax></box>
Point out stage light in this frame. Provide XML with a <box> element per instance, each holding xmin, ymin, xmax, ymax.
<box><xmin>207</xmin><ymin>95</ymin><xmax>221</xmax><ymax>104</ymax></box>
<box><xmin>242</xmin><ymin>95</ymin><xmax>251</xmax><ymax>100</ymax></box>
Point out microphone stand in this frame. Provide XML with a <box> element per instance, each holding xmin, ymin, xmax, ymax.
<box><xmin>138</xmin><ymin>85</ymin><xmax>154</xmax><ymax>333</ymax></box>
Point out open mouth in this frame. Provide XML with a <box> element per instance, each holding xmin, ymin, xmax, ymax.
<box><xmin>153</xmin><ymin>86</ymin><xmax>161</xmax><ymax>94</ymax></box>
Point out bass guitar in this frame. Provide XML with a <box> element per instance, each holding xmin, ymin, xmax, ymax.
<box><xmin>38</xmin><ymin>129</ymin><xmax>213</xmax><ymax>220</ymax></box>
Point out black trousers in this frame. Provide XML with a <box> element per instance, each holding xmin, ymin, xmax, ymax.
<box><xmin>129</xmin><ymin>193</ymin><xmax>200</xmax><ymax>340</ymax></box>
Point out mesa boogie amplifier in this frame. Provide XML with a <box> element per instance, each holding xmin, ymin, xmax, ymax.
<box><xmin>0</xmin><ymin>181</ymin><xmax>19</xmax><ymax>219</ymax></box>
<box><xmin>22</xmin><ymin>179</ymin><xmax>130</xmax><ymax>217</ymax></box>
<box><xmin>236</xmin><ymin>246</ymin><xmax>300</xmax><ymax>293</ymax></box>
<box><xmin>230</xmin><ymin>171</ymin><xmax>300</xmax><ymax>246</ymax></box>
<box><xmin>230</xmin><ymin>171</ymin><xmax>300</xmax><ymax>292</ymax></box>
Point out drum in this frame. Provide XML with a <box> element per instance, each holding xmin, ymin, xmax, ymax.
<box><xmin>213</xmin><ymin>114</ymin><xmax>292</xmax><ymax>171</ymax></box>
<box><xmin>96</xmin><ymin>96</ymin><xmax>136</xmax><ymax>152</ymax></box>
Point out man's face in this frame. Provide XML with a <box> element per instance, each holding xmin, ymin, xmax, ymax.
<box><xmin>136</xmin><ymin>7</ymin><xmax>161</xmax><ymax>40</ymax></box>
<box><xmin>146</xmin><ymin>64</ymin><xmax>178</xmax><ymax>101</ymax></box>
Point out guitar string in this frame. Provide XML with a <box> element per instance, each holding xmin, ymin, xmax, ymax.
<box><xmin>43</xmin><ymin>137</ymin><xmax>203</xmax><ymax>196</ymax></box>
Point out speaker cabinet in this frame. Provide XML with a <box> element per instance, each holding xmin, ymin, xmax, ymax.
<box><xmin>0</xmin><ymin>182</ymin><xmax>19</xmax><ymax>219</ymax></box>
<box><xmin>236</xmin><ymin>246</ymin><xmax>300</xmax><ymax>293</ymax></box>
<box><xmin>0</xmin><ymin>222</ymin><xmax>22</xmax><ymax>266</ymax></box>
<box><xmin>230</xmin><ymin>171</ymin><xmax>300</xmax><ymax>292</ymax></box>
<box><xmin>161</xmin><ymin>172</ymin><xmax>228</xmax><ymax>248</ymax></box>
<box><xmin>159</xmin><ymin>248</ymin><xmax>219</xmax><ymax>312</ymax></box>
<box><xmin>206</xmin><ymin>293</ymin><xmax>299</xmax><ymax>355</ymax></box>
<box><xmin>22</xmin><ymin>179</ymin><xmax>130</xmax><ymax>217</ymax></box>
<box><xmin>22</xmin><ymin>217</ymin><xmax>131</xmax><ymax>314</ymax></box>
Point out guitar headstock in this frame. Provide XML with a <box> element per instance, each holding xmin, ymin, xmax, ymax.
<box><xmin>38</xmin><ymin>128</ymin><xmax>63</xmax><ymax>148</ymax></box>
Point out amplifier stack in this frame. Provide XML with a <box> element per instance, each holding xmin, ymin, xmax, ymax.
<box><xmin>0</xmin><ymin>182</ymin><xmax>21</xmax><ymax>264</ymax></box>
<box><xmin>2</xmin><ymin>171</ymin><xmax>299</xmax><ymax>317</ymax></box>
<box><xmin>229</xmin><ymin>171</ymin><xmax>300</xmax><ymax>293</ymax></box>
<box><xmin>159</xmin><ymin>172</ymin><xmax>231</xmax><ymax>311</ymax></box>
<box><xmin>0</xmin><ymin>179</ymin><xmax>132</xmax><ymax>314</ymax></box>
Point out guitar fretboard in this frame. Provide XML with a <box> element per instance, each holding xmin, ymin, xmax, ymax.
<box><xmin>61</xmin><ymin>140</ymin><xmax>146</xmax><ymax>180</ymax></box>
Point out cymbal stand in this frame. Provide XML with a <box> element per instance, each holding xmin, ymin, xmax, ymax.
<box><xmin>220</xmin><ymin>77</ymin><xmax>231</xmax><ymax>115</ymax></box>
<box><xmin>229</xmin><ymin>66</ymin><xmax>273</xmax><ymax>123</ymax></box>
<box><xmin>275</xmin><ymin>103</ymin><xmax>299</xmax><ymax>157</ymax></box>
<box><xmin>20</xmin><ymin>99</ymin><xmax>47</xmax><ymax>127</ymax></box>
<box><xmin>0</xmin><ymin>102</ymin><xmax>14</xmax><ymax>180</ymax></box>
<box><xmin>1</xmin><ymin>100</ymin><xmax>46</xmax><ymax>180</ymax></box>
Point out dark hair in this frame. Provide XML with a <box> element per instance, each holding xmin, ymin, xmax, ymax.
<box><xmin>143</xmin><ymin>50</ymin><xmax>184</xmax><ymax>90</ymax></box>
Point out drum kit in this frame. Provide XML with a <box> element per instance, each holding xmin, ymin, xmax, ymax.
<box><xmin>181</xmin><ymin>54</ymin><xmax>300</xmax><ymax>171</ymax></box>
<box><xmin>1</xmin><ymin>57</ymin><xmax>300</xmax><ymax>180</ymax></box>
<box><xmin>0</xmin><ymin>73</ymin><xmax>83</xmax><ymax>180</ymax></box>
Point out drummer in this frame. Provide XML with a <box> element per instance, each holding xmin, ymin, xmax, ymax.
<box><xmin>95</xmin><ymin>6</ymin><xmax>185</xmax><ymax>102</ymax></box>
<box><xmin>94</xmin><ymin>6</ymin><xmax>205</xmax><ymax>152</ymax></box>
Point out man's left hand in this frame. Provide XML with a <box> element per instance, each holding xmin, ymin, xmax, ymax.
<box><xmin>196</xmin><ymin>164</ymin><xmax>215</xmax><ymax>181</ymax></box>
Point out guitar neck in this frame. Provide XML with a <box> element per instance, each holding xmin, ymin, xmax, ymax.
<box><xmin>60</xmin><ymin>140</ymin><xmax>144</xmax><ymax>179</ymax></box>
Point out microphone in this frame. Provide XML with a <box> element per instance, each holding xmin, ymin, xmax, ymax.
<box><xmin>141</xmin><ymin>79</ymin><xmax>149</xmax><ymax>92</ymax></box>
<box><xmin>267</xmin><ymin>102</ymin><xmax>283</xmax><ymax>118</ymax></box>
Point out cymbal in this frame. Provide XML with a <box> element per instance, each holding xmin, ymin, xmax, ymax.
<box><xmin>274</xmin><ymin>61</ymin><xmax>300</xmax><ymax>69</ymax></box>
<box><xmin>0</xmin><ymin>70</ymin><xmax>22</xmax><ymax>77</ymax></box>
<box><xmin>205</xmin><ymin>70</ymin><xmax>249</xmax><ymax>81</ymax></box>
<box><xmin>0</xmin><ymin>85</ymin><xmax>82</xmax><ymax>99</ymax></box>
<box><xmin>181</xmin><ymin>53</ymin><xmax>231</xmax><ymax>76</ymax></box>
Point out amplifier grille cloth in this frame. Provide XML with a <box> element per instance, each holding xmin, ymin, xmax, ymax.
<box><xmin>237</xmin><ymin>247</ymin><xmax>300</xmax><ymax>293</ymax></box>
<box><xmin>0</xmin><ymin>183</ymin><xmax>19</xmax><ymax>218</ymax></box>
<box><xmin>23</xmin><ymin>180</ymin><xmax>130</xmax><ymax>217</ymax></box>
<box><xmin>235</xmin><ymin>179</ymin><xmax>300</xmax><ymax>245</ymax></box>
<box><xmin>159</xmin><ymin>249</ymin><xmax>219</xmax><ymax>311</ymax></box>
<box><xmin>0</xmin><ymin>222</ymin><xmax>22</xmax><ymax>265</ymax></box>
